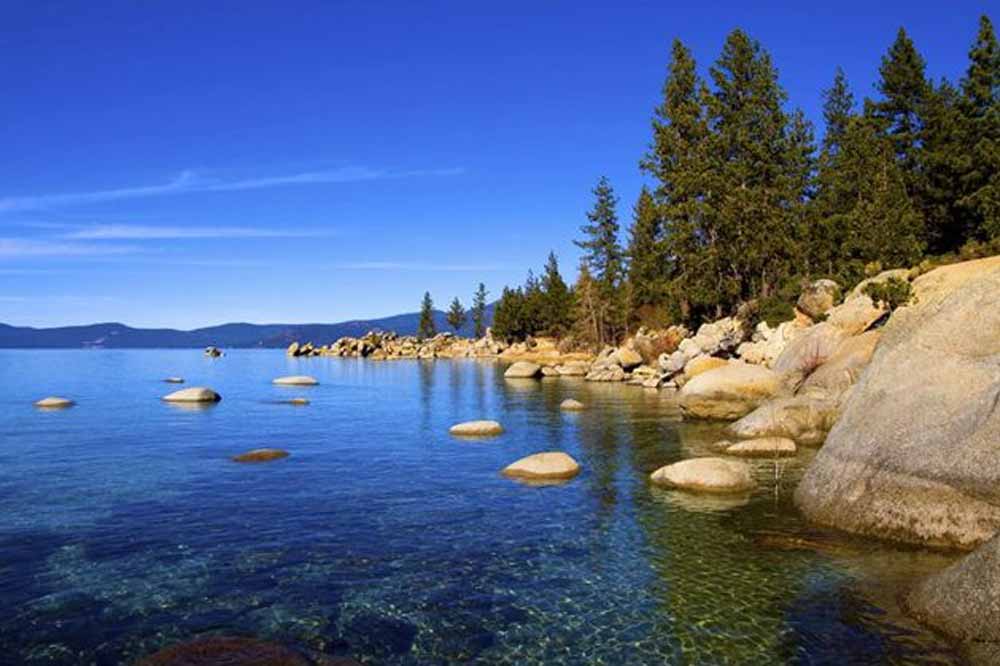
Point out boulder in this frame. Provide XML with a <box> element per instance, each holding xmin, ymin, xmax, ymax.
<box><xmin>677</xmin><ymin>362</ymin><xmax>784</xmax><ymax>420</ymax></box>
<box><xmin>541</xmin><ymin>366</ymin><xmax>560</xmax><ymax>377</ymax></box>
<box><xmin>504</xmin><ymin>361</ymin><xmax>541</xmax><ymax>379</ymax></box>
<box><xmin>502</xmin><ymin>452</ymin><xmax>581</xmax><ymax>481</ymax></box>
<box><xmin>795</xmin><ymin>256</ymin><xmax>1000</xmax><ymax>549</ymax></box>
<box><xmin>585</xmin><ymin>365</ymin><xmax>627</xmax><ymax>382</ymax></box>
<box><xmin>34</xmin><ymin>396</ymin><xmax>74</xmax><ymax>409</ymax></box>
<box><xmin>204</xmin><ymin>346</ymin><xmax>223</xmax><ymax>357</ymax></box>
<box><xmin>273</xmin><ymin>375</ymin><xmax>319</xmax><ymax>386</ymax></box>
<box><xmin>799</xmin><ymin>330</ymin><xmax>881</xmax><ymax>399</ymax></box>
<box><xmin>727</xmin><ymin>395</ymin><xmax>839</xmax><ymax>446</ymax></box>
<box><xmin>556</xmin><ymin>361</ymin><xmax>590</xmax><ymax>376</ymax></box>
<box><xmin>162</xmin><ymin>387</ymin><xmax>221</xmax><ymax>403</ymax></box>
<box><xmin>797</xmin><ymin>279</ymin><xmax>841</xmax><ymax>319</ymax></box>
<box><xmin>683</xmin><ymin>355</ymin><xmax>728</xmax><ymax>381</ymax></box>
<box><xmin>650</xmin><ymin>458</ymin><xmax>755</xmax><ymax>494</ymax></box>
<box><xmin>771</xmin><ymin>322</ymin><xmax>848</xmax><ymax>383</ymax></box>
<box><xmin>613</xmin><ymin>346</ymin><xmax>643</xmax><ymax>371</ymax></box>
<box><xmin>232</xmin><ymin>448</ymin><xmax>290</xmax><ymax>463</ymax></box>
<box><xmin>286</xmin><ymin>342</ymin><xmax>300</xmax><ymax>356</ymax></box>
<box><xmin>449</xmin><ymin>420</ymin><xmax>504</xmax><ymax>437</ymax></box>
<box><xmin>724</xmin><ymin>437</ymin><xmax>797</xmax><ymax>458</ymax></box>
<box><xmin>904</xmin><ymin>533</ymin><xmax>1000</xmax><ymax>644</ymax></box>
<box><xmin>560</xmin><ymin>399</ymin><xmax>586</xmax><ymax>411</ymax></box>
<box><xmin>163</xmin><ymin>377</ymin><xmax>185</xmax><ymax>384</ymax></box>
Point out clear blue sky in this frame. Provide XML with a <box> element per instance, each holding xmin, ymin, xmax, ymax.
<box><xmin>1</xmin><ymin>1</ymin><xmax>992</xmax><ymax>328</ymax></box>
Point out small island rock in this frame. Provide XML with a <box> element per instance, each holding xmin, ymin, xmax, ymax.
<box><xmin>162</xmin><ymin>387</ymin><xmax>221</xmax><ymax>403</ymax></box>
<box><xmin>34</xmin><ymin>396</ymin><xmax>74</xmax><ymax>409</ymax></box>
<box><xmin>163</xmin><ymin>377</ymin><xmax>185</xmax><ymax>384</ymax></box>
<box><xmin>449</xmin><ymin>420</ymin><xmax>504</xmax><ymax>437</ymax></box>
<box><xmin>560</xmin><ymin>399</ymin><xmax>586</xmax><ymax>411</ymax></box>
<box><xmin>502</xmin><ymin>452</ymin><xmax>581</xmax><ymax>480</ymax></box>
<box><xmin>650</xmin><ymin>458</ymin><xmax>755</xmax><ymax>494</ymax></box>
<box><xmin>273</xmin><ymin>375</ymin><xmax>319</xmax><ymax>386</ymax></box>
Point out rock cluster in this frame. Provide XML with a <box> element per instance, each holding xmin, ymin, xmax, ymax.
<box><xmin>288</xmin><ymin>330</ymin><xmax>508</xmax><ymax>360</ymax></box>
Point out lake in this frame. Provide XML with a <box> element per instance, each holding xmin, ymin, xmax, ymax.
<box><xmin>0</xmin><ymin>350</ymin><xmax>962</xmax><ymax>665</ymax></box>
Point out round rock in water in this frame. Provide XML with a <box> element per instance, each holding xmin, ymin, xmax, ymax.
<box><xmin>560</xmin><ymin>399</ymin><xmax>586</xmax><ymax>411</ymax></box>
<box><xmin>502</xmin><ymin>452</ymin><xmax>581</xmax><ymax>481</ymax></box>
<box><xmin>161</xmin><ymin>387</ymin><xmax>222</xmax><ymax>403</ymax></box>
<box><xmin>163</xmin><ymin>377</ymin><xmax>185</xmax><ymax>384</ymax></box>
<box><xmin>503</xmin><ymin>361</ymin><xmax>541</xmax><ymax>379</ymax></box>
<box><xmin>650</xmin><ymin>457</ymin><xmax>755</xmax><ymax>494</ymax></box>
<box><xmin>287</xmin><ymin>397</ymin><xmax>310</xmax><ymax>406</ymax></box>
<box><xmin>136</xmin><ymin>635</ymin><xmax>311</xmax><ymax>666</ymax></box>
<box><xmin>449</xmin><ymin>420</ymin><xmax>504</xmax><ymax>437</ymax></box>
<box><xmin>34</xmin><ymin>396</ymin><xmax>75</xmax><ymax>409</ymax></box>
<box><xmin>232</xmin><ymin>448</ymin><xmax>290</xmax><ymax>463</ymax></box>
<box><xmin>273</xmin><ymin>375</ymin><xmax>319</xmax><ymax>386</ymax></box>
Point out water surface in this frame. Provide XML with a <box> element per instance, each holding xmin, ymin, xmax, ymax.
<box><xmin>0</xmin><ymin>350</ymin><xmax>961</xmax><ymax>664</ymax></box>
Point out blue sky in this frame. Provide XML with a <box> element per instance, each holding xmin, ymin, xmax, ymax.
<box><xmin>0</xmin><ymin>1</ymin><xmax>992</xmax><ymax>328</ymax></box>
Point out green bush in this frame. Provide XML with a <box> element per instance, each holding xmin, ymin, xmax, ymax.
<box><xmin>862</xmin><ymin>276</ymin><xmax>915</xmax><ymax>312</ymax></box>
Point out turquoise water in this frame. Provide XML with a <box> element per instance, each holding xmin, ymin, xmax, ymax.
<box><xmin>0</xmin><ymin>350</ymin><xmax>961</xmax><ymax>665</ymax></box>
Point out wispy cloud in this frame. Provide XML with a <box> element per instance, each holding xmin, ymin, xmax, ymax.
<box><xmin>61</xmin><ymin>224</ymin><xmax>330</xmax><ymax>240</ymax></box>
<box><xmin>0</xmin><ymin>166</ymin><xmax>464</xmax><ymax>213</ymax></box>
<box><xmin>334</xmin><ymin>261</ymin><xmax>507</xmax><ymax>272</ymax></box>
<box><xmin>0</xmin><ymin>238</ymin><xmax>141</xmax><ymax>258</ymax></box>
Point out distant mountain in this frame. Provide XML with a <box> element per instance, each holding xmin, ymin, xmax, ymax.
<box><xmin>0</xmin><ymin>304</ymin><xmax>495</xmax><ymax>349</ymax></box>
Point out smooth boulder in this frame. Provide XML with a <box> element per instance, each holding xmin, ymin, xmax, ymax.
<box><xmin>560</xmin><ymin>399</ymin><xmax>586</xmax><ymax>411</ymax></box>
<box><xmin>728</xmin><ymin>395</ymin><xmax>839</xmax><ymax>446</ymax></box>
<box><xmin>797</xmin><ymin>279</ymin><xmax>841</xmax><ymax>319</ymax></box>
<box><xmin>502</xmin><ymin>452</ymin><xmax>580</xmax><ymax>481</ymax></box>
<box><xmin>449</xmin><ymin>420</ymin><xmax>504</xmax><ymax>437</ymax></box>
<box><xmin>504</xmin><ymin>361</ymin><xmax>542</xmax><ymax>379</ymax></box>
<box><xmin>795</xmin><ymin>256</ymin><xmax>1000</xmax><ymax>549</ymax></box>
<box><xmin>162</xmin><ymin>387</ymin><xmax>221</xmax><ymax>403</ymax></box>
<box><xmin>724</xmin><ymin>437</ymin><xmax>797</xmax><ymax>458</ymax></box>
<box><xmin>34</xmin><ymin>396</ymin><xmax>74</xmax><ymax>409</ymax></box>
<box><xmin>232</xmin><ymin>448</ymin><xmax>290</xmax><ymax>463</ymax></box>
<box><xmin>650</xmin><ymin>458</ymin><xmax>755</xmax><ymax>494</ymax></box>
<box><xmin>677</xmin><ymin>362</ymin><xmax>784</xmax><ymax>420</ymax></box>
<box><xmin>273</xmin><ymin>375</ymin><xmax>319</xmax><ymax>386</ymax></box>
<box><xmin>683</xmin><ymin>355</ymin><xmax>728</xmax><ymax>381</ymax></box>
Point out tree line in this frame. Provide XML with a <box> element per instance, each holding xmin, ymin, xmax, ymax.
<box><xmin>433</xmin><ymin>17</ymin><xmax>999</xmax><ymax>347</ymax></box>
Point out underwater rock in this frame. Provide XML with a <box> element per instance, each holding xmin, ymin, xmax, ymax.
<box><xmin>232</xmin><ymin>449</ymin><xmax>290</xmax><ymax>463</ymax></box>
<box><xmin>560</xmin><ymin>399</ymin><xmax>586</xmax><ymax>411</ymax></box>
<box><xmin>136</xmin><ymin>636</ymin><xmax>311</xmax><ymax>666</ymax></box>
<box><xmin>723</xmin><ymin>437</ymin><xmax>797</xmax><ymax>458</ymax></box>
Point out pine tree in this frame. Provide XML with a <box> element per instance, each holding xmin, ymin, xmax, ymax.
<box><xmin>571</xmin><ymin>262</ymin><xmax>602</xmax><ymax>349</ymax></box>
<box><xmin>870</xmin><ymin>27</ymin><xmax>931</xmax><ymax>172</ymax></box>
<box><xmin>446</xmin><ymin>297</ymin><xmax>466</xmax><ymax>332</ymax></box>
<box><xmin>641</xmin><ymin>38</ymin><xmax>711</xmax><ymax>321</ymax></box>
<box><xmin>920</xmin><ymin>79</ymin><xmax>969</xmax><ymax>251</ymax></box>
<box><xmin>521</xmin><ymin>269</ymin><xmax>545</xmax><ymax>336</ymax></box>
<box><xmin>471</xmin><ymin>283</ymin><xmax>488</xmax><ymax>337</ymax></box>
<box><xmin>704</xmin><ymin>29</ymin><xmax>814</xmax><ymax>310</ymax></box>
<box><xmin>491</xmin><ymin>287</ymin><xmax>526</xmax><ymax>342</ymax></box>
<box><xmin>958</xmin><ymin>15</ymin><xmax>1000</xmax><ymax>239</ymax></box>
<box><xmin>822</xmin><ymin>67</ymin><xmax>855</xmax><ymax>154</ymax></box>
<box><xmin>625</xmin><ymin>186</ymin><xmax>665</xmax><ymax>319</ymax></box>
<box><xmin>575</xmin><ymin>177</ymin><xmax>625</xmax><ymax>343</ymax></box>
<box><xmin>417</xmin><ymin>292</ymin><xmax>436</xmax><ymax>340</ymax></box>
<box><xmin>540</xmin><ymin>252</ymin><xmax>573</xmax><ymax>336</ymax></box>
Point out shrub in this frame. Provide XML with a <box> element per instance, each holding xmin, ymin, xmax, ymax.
<box><xmin>862</xmin><ymin>276</ymin><xmax>915</xmax><ymax>312</ymax></box>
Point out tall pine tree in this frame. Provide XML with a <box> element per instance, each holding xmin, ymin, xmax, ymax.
<box><xmin>625</xmin><ymin>186</ymin><xmax>666</xmax><ymax>321</ymax></box>
<box><xmin>959</xmin><ymin>15</ymin><xmax>1000</xmax><ymax>239</ymax></box>
<box><xmin>471</xmin><ymin>283</ymin><xmax>488</xmax><ymax>337</ymax></box>
<box><xmin>540</xmin><ymin>252</ymin><xmax>573</xmax><ymax>336</ymax></box>
<box><xmin>417</xmin><ymin>292</ymin><xmax>436</xmax><ymax>340</ymax></box>
<box><xmin>575</xmin><ymin>177</ymin><xmax>625</xmax><ymax>344</ymax></box>
<box><xmin>446</xmin><ymin>297</ymin><xmax>466</xmax><ymax>332</ymax></box>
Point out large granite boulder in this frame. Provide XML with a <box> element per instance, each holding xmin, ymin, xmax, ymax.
<box><xmin>795</xmin><ymin>256</ymin><xmax>1000</xmax><ymax>549</ymax></box>
<box><xmin>727</xmin><ymin>395</ymin><xmax>839</xmax><ymax>446</ymax></box>
<box><xmin>799</xmin><ymin>330</ymin><xmax>880</xmax><ymax>399</ymax></box>
<box><xmin>771</xmin><ymin>322</ymin><xmax>847</xmax><ymax>383</ymax></box>
<box><xmin>677</xmin><ymin>362</ymin><xmax>784</xmax><ymax>420</ymax></box>
<box><xmin>903</xmin><ymin>533</ymin><xmax>1000</xmax><ymax>645</ymax></box>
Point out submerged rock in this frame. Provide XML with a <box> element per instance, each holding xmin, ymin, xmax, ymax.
<box><xmin>163</xmin><ymin>377</ymin><xmax>185</xmax><ymax>384</ymax></box>
<box><xmin>287</xmin><ymin>398</ymin><xmax>310</xmax><ymax>406</ymax></box>
<box><xmin>502</xmin><ymin>452</ymin><xmax>581</xmax><ymax>481</ymax></box>
<box><xmin>449</xmin><ymin>420</ymin><xmax>504</xmax><ymax>437</ymax></box>
<box><xmin>232</xmin><ymin>448</ymin><xmax>290</xmax><ymax>463</ymax></box>
<box><xmin>677</xmin><ymin>362</ymin><xmax>784</xmax><ymax>420</ymax></box>
<box><xmin>161</xmin><ymin>387</ymin><xmax>221</xmax><ymax>403</ymax></box>
<box><xmin>273</xmin><ymin>375</ymin><xmax>319</xmax><ymax>386</ymax></box>
<box><xmin>504</xmin><ymin>361</ymin><xmax>541</xmax><ymax>378</ymax></box>
<box><xmin>34</xmin><ymin>396</ymin><xmax>74</xmax><ymax>409</ymax></box>
<box><xmin>723</xmin><ymin>437</ymin><xmax>797</xmax><ymax>458</ymax></box>
<box><xmin>136</xmin><ymin>636</ymin><xmax>311</xmax><ymax>666</ymax></box>
<box><xmin>560</xmin><ymin>399</ymin><xmax>586</xmax><ymax>411</ymax></box>
<box><xmin>650</xmin><ymin>457</ymin><xmax>755</xmax><ymax>494</ymax></box>
<box><xmin>795</xmin><ymin>256</ymin><xmax>1000</xmax><ymax>549</ymax></box>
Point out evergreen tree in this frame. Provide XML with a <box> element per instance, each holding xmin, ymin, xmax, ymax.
<box><xmin>570</xmin><ymin>262</ymin><xmax>602</xmax><ymax>348</ymax></box>
<box><xmin>575</xmin><ymin>177</ymin><xmax>625</xmax><ymax>343</ymax></box>
<box><xmin>958</xmin><ymin>15</ymin><xmax>1000</xmax><ymax>238</ymax></box>
<box><xmin>521</xmin><ymin>269</ymin><xmax>545</xmax><ymax>336</ymax></box>
<box><xmin>540</xmin><ymin>252</ymin><xmax>573</xmax><ymax>336</ymax></box>
<box><xmin>870</xmin><ymin>27</ymin><xmax>931</xmax><ymax>173</ymax></box>
<box><xmin>920</xmin><ymin>79</ymin><xmax>969</xmax><ymax>251</ymax></box>
<box><xmin>471</xmin><ymin>283</ymin><xmax>488</xmax><ymax>337</ymax></box>
<box><xmin>446</xmin><ymin>297</ymin><xmax>466</xmax><ymax>332</ymax></box>
<box><xmin>417</xmin><ymin>291</ymin><xmax>436</xmax><ymax>340</ymax></box>
<box><xmin>641</xmin><ymin>38</ymin><xmax>712</xmax><ymax>321</ymax></box>
<box><xmin>625</xmin><ymin>186</ymin><xmax>668</xmax><ymax>323</ymax></box>
<box><xmin>491</xmin><ymin>287</ymin><xmax>527</xmax><ymax>342</ymax></box>
<box><xmin>822</xmin><ymin>67</ymin><xmax>855</xmax><ymax>154</ymax></box>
